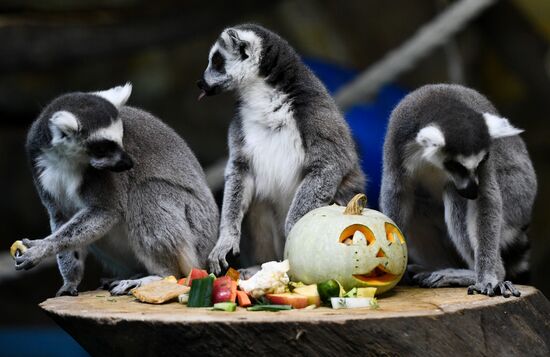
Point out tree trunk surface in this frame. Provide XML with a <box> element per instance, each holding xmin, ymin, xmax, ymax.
<box><xmin>40</xmin><ymin>285</ymin><xmax>550</xmax><ymax>356</ymax></box>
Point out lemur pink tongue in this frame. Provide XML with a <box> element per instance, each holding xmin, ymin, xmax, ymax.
<box><xmin>198</xmin><ymin>91</ymin><xmax>206</xmax><ymax>101</ymax></box>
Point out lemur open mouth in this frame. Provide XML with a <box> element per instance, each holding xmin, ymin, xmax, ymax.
<box><xmin>196</xmin><ymin>79</ymin><xmax>222</xmax><ymax>100</ymax></box>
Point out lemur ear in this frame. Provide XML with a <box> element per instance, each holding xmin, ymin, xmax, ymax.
<box><xmin>49</xmin><ymin>111</ymin><xmax>79</xmax><ymax>137</ymax></box>
<box><xmin>225</xmin><ymin>29</ymin><xmax>250</xmax><ymax>60</ymax></box>
<box><xmin>226</xmin><ymin>29</ymin><xmax>241</xmax><ymax>46</ymax></box>
<box><xmin>416</xmin><ymin>125</ymin><xmax>445</xmax><ymax>148</ymax></box>
<box><xmin>483</xmin><ymin>113</ymin><xmax>524</xmax><ymax>139</ymax></box>
<box><xmin>92</xmin><ymin>82</ymin><xmax>132</xmax><ymax>109</ymax></box>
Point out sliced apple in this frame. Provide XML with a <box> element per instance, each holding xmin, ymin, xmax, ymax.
<box><xmin>266</xmin><ymin>293</ymin><xmax>309</xmax><ymax>309</ymax></box>
<box><xmin>293</xmin><ymin>284</ymin><xmax>321</xmax><ymax>307</ymax></box>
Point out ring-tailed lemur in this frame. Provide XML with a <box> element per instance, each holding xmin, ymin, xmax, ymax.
<box><xmin>198</xmin><ymin>24</ymin><xmax>365</xmax><ymax>274</ymax></box>
<box><xmin>17</xmin><ymin>84</ymin><xmax>219</xmax><ymax>296</ymax></box>
<box><xmin>380</xmin><ymin>84</ymin><xmax>537</xmax><ymax>297</ymax></box>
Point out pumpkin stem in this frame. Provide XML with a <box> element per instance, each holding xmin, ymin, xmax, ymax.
<box><xmin>344</xmin><ymin>193</ymin><xmax>367</xmax><ymax>215</ymax></box>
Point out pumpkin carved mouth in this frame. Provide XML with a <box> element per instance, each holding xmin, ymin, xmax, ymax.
<box><xmin>352</xmin><ymin>264</ymin><xmax>398</xmax><ymax>286</ymax></box>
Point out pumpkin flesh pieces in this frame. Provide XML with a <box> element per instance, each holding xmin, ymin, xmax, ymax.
<box><xmin>339</xmin><ymin>224</ymin><xmax>375</xmax><ymax>245</ymax></box>
<box><xmin>352</xmin><ymin>264</ymin><xmax>398</xmax><ymax>286</ymax></box>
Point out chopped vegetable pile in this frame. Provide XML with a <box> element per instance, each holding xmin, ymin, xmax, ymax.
<box><xmin>132</xmin><ymin>260</ymin><xmax>379</xmax><ymax>311</ymax></box>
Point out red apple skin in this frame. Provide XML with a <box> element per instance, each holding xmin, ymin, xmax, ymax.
<box><xmin>265</xmin><ymin>293</ymin><xmax>309</xmax><ymax>309</ymax></box>
<box><xmin>212</xmin><ymin>276</ymin><xmax>233</xmax><ymax>304</ymax></box>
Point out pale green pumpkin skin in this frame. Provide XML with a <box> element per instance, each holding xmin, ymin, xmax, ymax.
<box><xmin>284</xmin><ymin>204</ymin><xmax>408</xmax><ymax>294</ymax></box>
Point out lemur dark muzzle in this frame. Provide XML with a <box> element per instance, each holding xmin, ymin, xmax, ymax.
<box><xmin>110</xmin><ymin>153</ymin><xmax>134</xmax><ymax>172</ymax></box>
<box><xmin>457</xmin><ymin>182</ymin><xmax>478</xmax><ymax>200</ymax></box>
<box><xmin>196</xmin><ymin>79</ymin><xmax>221</xmax><ymax>100</ymax></box>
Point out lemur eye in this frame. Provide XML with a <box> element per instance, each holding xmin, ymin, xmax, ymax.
<box><xmin>475</xmin><ymin>153</ymin><xmax>490</xmax><ymax>173</ymax></box>
<box><xmin>444</xmin><ymin>160</ymin><xmax>468</xmax><ymax>176</ymax></box>
<box><xmin>211</xmin><ymin>51</ymin><xmax>225</xmax><ymax>72</ymax></box>
<box><xmin>87</xmin><ymin>140</ymin><xmax>117</xmax><ymax>158</ymax></box>
<box><xmin>239</xmin><ymin>43</ymin><xmax>249</xmax><ymax>60</ymax></box>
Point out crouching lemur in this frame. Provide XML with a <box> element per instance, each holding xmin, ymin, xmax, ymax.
<box><xmin>17</xmin><ymin>84</ymin><xmax>219</xmax><ymax>296</ymax></box>
<box><xmin>380</xmin><ymin>84</ymin><xmax>537</xmax><ymax>297</ymax></box>
<box><xmin>197</xmin><ymin>24</ymin><xmax>365</xmax><ymax>274</ymax></box>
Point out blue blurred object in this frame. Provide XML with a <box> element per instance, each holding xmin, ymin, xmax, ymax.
<box><xmin>0</xmin><ymin>327</ymin><xmax>89</xmax><ymax>357</ymax></box>
<box><xmin>304</xmin><ymin>58</ymin><xmax>408</xmax><ymax>209</ymax></box>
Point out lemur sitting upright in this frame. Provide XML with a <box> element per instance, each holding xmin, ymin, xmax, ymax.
<box><xmin>198</xmin><ymin>24</ymin><xmax>365</xmax><ymax>274</ymax></box>
<box><xmin>17</xmin><ymin>84</ymin><xmax>219</xmax><ymax>296</ymax></box>
<box><xmin>380</xmin><ymin>84</ymin><xmax>537</xmax><ymax>297</ymax></box>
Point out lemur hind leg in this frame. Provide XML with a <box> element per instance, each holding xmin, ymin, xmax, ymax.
<box><xmin>238</xmin><ymin>200</ymin><xmax>282</xmax><ymax>279</ymax></box>
<box><xmin>413</xmin><ymin>268</ymin><xmax>475</xmax><ymax>288</ymax></box>
<box><xmin>108</xmin><ymin>180</ymin><xmax>212</xmax><ymax>296</ymax></box>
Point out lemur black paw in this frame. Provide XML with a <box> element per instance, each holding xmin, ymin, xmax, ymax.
<box><xmin>56</xmin><ymin>285</ymin><xmax>79</xmax><ymax>297</ymax></box>
<box><xmin>467</xmin><ymin>281</ymin><xmax>520</xmax><ymax>298</ymax></box>
<box><xmin>14</xmin><ymin>239</ymin><xmax>49</xmax><ymax>271</ymax></box>
<box><xmin>239</xmin><ymin>266</ymin><xmax>261</xmax><ymax>280</ymax></box>
<box><xmin>208</xmin><ymin>237</ymin><xmax>239</xmax><ymax>274</ymax></box>
<box><xmin>413</xmin><ymin>272</ymin><xmax>444</xmax><ymax>287</ymax></box>
<box><xmin>109</xmin><ymin>279</ymin><xmax>141</xmax><ymax>296</ymax></box>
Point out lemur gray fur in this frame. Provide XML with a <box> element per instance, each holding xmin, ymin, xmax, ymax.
<box><xmin>197</xmin><ymin>24</ymin><xmax>365</xmax><ymax>274</ymax></box>
<box><xmin>380</xmin><ymin>84</ymin><xmax>537</xmax><ymax>297</ymax></box>
<box><xmin>18</xmin><ymin>84</ymin><xmax>219</xmax><ymax>296</ymax></box>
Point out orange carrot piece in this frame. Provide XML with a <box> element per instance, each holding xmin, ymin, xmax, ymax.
<box><xmin>229</xmin><ymin>280</ymin><xmax>238</xmax><ymax>303</ymax></box>
<box><xmin>236</xmin><ymin>290</ymin><xmax>252</xmax><ymax>307</ymax></box>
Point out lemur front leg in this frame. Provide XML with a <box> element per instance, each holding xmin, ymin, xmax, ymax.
<box><xmin>413</xmin><ymin>186</ymin><xmax>476</xmax><ymax>288</ymax></box>
<box><xmin>466</xmin><ymin>166</ymin><xmax>520</xmax><ymax>298</ymax></box>
<box><xmin>46</xmin><ymin>207</ymin><xmax>88</xmax><ymax>296</ymax></box>
<box><xmin>285</xmin><ymin>164</ymin><xmax>342</xmax><ymax>235</ymax></box>
<box><xmin>15</xmin><ymin>207</ymin><xmax>119</xmax><ymax>271</ymax></box>
<box><xmin>379</xmin><ymin>163</ymin><xmax>413</xmax><ymax>232</ymax></box>
<box><xmin>208</xmin><ymin>159</ymin><xmax>254</xmax><ymax>274</ymax></box>
<box><xmin>56</xmin><ymin>248</ymin><xmax>88</xmax><ymax>296</ymax></box>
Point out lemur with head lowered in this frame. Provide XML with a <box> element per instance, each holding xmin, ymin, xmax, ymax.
<box><xmin>17</xmin><ymin>84</ymin><xmax>219</xmax><ymax>296</ymax></box>
<box><xmin>380</xmin><ymin>84</ymin><xmax>537</xmax><ymax>297</ymax></box>
<box><xmin>198</xmin><ymin>24</ymin><xmax>365</xmax><ymax>274</ymax></box>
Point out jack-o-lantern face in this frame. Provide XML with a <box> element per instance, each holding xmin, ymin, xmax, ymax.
<box><xmin>284</xmin><ymin>194</ymin><xmax>407</xmax><ymax>294</ymax></box>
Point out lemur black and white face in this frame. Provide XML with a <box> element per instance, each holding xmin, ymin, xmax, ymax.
<box><xmin>197</xmin><ymin>28</ymin><xmax>262</xmax><ymax>98</ymax></box>
<box><xmin>46</xmin><ymin>83</ymin><xmax>134</xmax><ymax>172</ymax></box>
<box><xmin>414</xmin><ymin>113</ymin><xmax>523</xmax><ymax>200</ymax></box>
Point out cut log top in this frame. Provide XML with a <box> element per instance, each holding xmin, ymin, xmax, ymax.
<box><xmin>41</xmin><ymin>285</ymin><xmax>538</xmax><ymax>322</ymax></box>
<box><xmin>39</xmin><ymin>286</ymin><xmax>550</xmax><ymax>356</ymax></box>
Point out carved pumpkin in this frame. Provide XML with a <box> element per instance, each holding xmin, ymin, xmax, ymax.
<box><xmin>284</xmin><ymin>194</ymin><xmax>407</xmax><ymax>294</ymax></box>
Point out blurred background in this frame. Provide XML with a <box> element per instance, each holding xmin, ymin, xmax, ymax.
<box><xmin>0</xmin><ymin>0</ymin><xmax>549</xmax><ymax>356</ymax></box>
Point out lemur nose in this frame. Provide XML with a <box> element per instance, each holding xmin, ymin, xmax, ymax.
<box><xmin>457</xmin><ymin>182</ymin><xmax>478</xmax><ymax>200</ymax></box>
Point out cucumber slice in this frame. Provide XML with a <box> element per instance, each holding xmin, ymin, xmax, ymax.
<box><xmin>212</xmin><ymin>302</ymin><xmax>237</xmax><ymax>312</ymax></box>
<box><xmin>330</xmin><ymin>297</ymin><xmax>376</xmax><ymax>309</ymax></box>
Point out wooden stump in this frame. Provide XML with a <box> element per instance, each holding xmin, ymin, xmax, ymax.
<box><xmin>40</xmin><ymin>286</ymin><xmax>550</xmax><ymax>356</ymax></box>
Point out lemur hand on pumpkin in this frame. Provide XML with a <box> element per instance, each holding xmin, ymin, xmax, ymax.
<box><xmin>198</xmin><ymin>24</ymin><xmax>365</xmax><ymax>274</ymax></box>
<box><xmin>380</xmin><ymin>84</ymin><xmax>536</xmax><ymax>297</ymax></box>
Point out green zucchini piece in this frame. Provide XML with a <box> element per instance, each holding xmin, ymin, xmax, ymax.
<box><xmin>317</xmin><ymin>280</ymin><xmax>341</xmax><ymax>304</ymax></box>
<box><xmin>187</xmin><ymin>276</ymin><xmax>214</xmax><ymax>307</ymax></box>
<box><xmin>246</xmin><ymin>304</ymin><xmax>292</xmax><ymax>311</ymax></box>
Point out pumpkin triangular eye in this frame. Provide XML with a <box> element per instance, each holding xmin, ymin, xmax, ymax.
<box><xmin>376</xmin><ymin>248</ymin><xmax>387</xmax><ymax>258</ymax></box>
<box><xmin>385</xmin><ymin>222</ymin><xmax>405</xmax><ymax>244</ymax></box>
